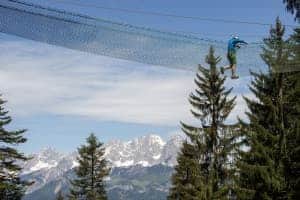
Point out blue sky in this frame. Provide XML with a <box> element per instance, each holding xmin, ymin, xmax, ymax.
<box><xmin>0</xmin><ymin>0</ymin><xmax>297</xmax><ymax>153</ymax></box>
<box><xmin>29</xmin><ymin>0</ymin><xmax>297</xmax><ymax>41</ymax></box>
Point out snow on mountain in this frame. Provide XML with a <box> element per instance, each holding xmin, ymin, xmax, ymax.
<box><xmin>22</xmin><ymin>134</ymin><xmax>182</xmax><ymax>174</ymax></box>
<box><xmin>22</xmin><ymin>147</ymin><xmax>64</xmax><ymax>174</ymax></box>
<box><xmin>21</xmin><ymin>134</ymin><xmax>183</xmax><ymax>194</ymax></box>
<box><xmin>21</xmin><ymin>148</ymin><xmax>73</xmax><ymax>193</ymax></box>
<box><xmin>104</xmin><ymin>134</ymin><xmax>166</xmax><ymax>167</ymax></box>
<box><xmin>159</xmin><ymin>134</ymin><xmax>184</xmax><ymax>166</ymax></box>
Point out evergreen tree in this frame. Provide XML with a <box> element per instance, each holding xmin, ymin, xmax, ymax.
<box><xmin>284</xmin><ymin>27</ymin><xmax>300</xmax><ymax>199</ymax></box>
<box><xmin>236</xmin><ymin>18</ymin><xmax>295</xmax><ymax>200</ymax></box>
<box><xmin>283</xmin><ymin>0</ymin><xmax>300</xmax><ymax>21</ymax></box>
<box><xmin>0</xmin><ymin>95</ymin><xmax>30</xmax><ymax>200</ymax></box>
<box><xmin>56</xmin><ymin>190</ymin><xmax>64</xmax><ymax>200</ymax></box>
<box><xmin>285</xmin><ymin>116</ymin><xmax>300</xmax><ymax>200</ymax></box>
<box><xmin>168</xmin><ymin>47</ymin><xmax>237</xmax><ymax>200</ymax></box>
<box><xmin>168</xmin><ymin>141</ymin><xmax>203</xmax><ymax>200</ymax></box>
<box><xmin>69</xmin><ymin>133</ymin><xmax>110</xmax><ymax>200</ymax></box>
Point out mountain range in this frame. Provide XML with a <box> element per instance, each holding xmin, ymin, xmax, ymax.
<box><xmin>20</xmin><ymin>134</ymin><xmax>183</xmax><ymax>200</ymax></box>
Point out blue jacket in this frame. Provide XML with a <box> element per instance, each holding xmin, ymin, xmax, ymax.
<box><xmin>228</xmin><ymin>38</ymin><xmax>247</xmax><ymax>54</ymax></box>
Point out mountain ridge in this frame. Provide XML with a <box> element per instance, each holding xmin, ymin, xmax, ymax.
<box><xmin>21</xmin><ymin>134</ymin><xmax>183</xmax><ymax>198</ymax></box>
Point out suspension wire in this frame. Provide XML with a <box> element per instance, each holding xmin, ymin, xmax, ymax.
<box><xmin>47</xmin><ymin>0</ymin><xmax>270</xmax><ymax>44</ymax></box>
<box><xmin>4</xmin><ymin>0</ymin><xmax>292</xmax><ymax>45</ymax></box>
<box><xmin>1</xmin><ymin>0</ymin><xmax>299</xmax><ymax>74</ymax></box>
<box><xmin>50</xmin><ymin>0</ymin><xmax>298</xmax><ymax>28</ymax></box>
<box><xmin>1</xmin><ymin>0</ymin><xmax>297</xmax><ymax>45</ymax></box>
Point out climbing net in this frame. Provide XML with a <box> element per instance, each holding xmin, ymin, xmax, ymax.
<box><xmin>0</xmin><ymin>0</ymin><xmax>298</xmax><ymax>76</ymax></box>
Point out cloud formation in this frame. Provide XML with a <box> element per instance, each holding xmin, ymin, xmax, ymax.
<box><xmin>0</xmin><ymin>34</ymin><xmax>250</xmax><ymax>126</ymax></box>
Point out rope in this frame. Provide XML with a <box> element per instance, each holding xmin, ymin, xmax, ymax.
<box><xmin>51</xmin><ymin>0</ymin><xmax>298</xmax><ymax>28</ymax></box>
<box><xmin>0</xmin><ymin>0</ymin><xmax>299</xmax><ymax>75</ymax></box>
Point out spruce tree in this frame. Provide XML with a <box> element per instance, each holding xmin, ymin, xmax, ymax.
<box><xmin>283</xmin><ymin>0</ymin><xmax>300</xmax><ymax>21</ymax></box>
<box><xmin>236</xmin><ymin>18</ymin><xmax>295</xmax><ymax>200</ymax></box>
<box><xmin>285</xmin><ymin>116</ymin><xmax>300</xmax><ymax>200</ymax></box>
<box><xmin>69</xmin><ymin>133</ymin><xmax>110</xmax><ymax>200</ymax></box>
<box><xmin>284</xmin><ymin>27</ymin><xmax>300</xmax><ymax>199</ymax></box>
<box><xmin>56</xmin><ymin>190</ymin><xmax>64</xmax><ymax>200</ymax></box>
<box><xmin>168</xmin><ymin>141</ymin><xmax>203</xmax><ymax>200</ymax></box>
<box><xmin>168</xmin><ymin>47</ymin><xmax>237</xmax><ymax>200</ymax></box>
<box><xmin>0</xmin><ymin>95</ymin><xmax>30</xmax><ymax>200</ymax></box>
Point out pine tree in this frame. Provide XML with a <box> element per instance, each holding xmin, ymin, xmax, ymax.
<box><xmin>56</xmin><ymin>190</ymin><xmax>64</xmax><ymax>200</ymax></box>
<box><xmin>69</xmin><ymin>133</ymin><xmax>110</xmax><ymax>200</ymax></box>
<box><xmin>0</xmin><ymin>95</ymin><xmax>30</xmax><ymax>200</ymax></box>
<box><xmin>168</xmin><ymin>47</ymin><xmax>237</xmax><ymax>200</ymax></box>
<box><xmin>236</xmin><ymin>18</ymin><xmax>295</xmax><ymax>200</ymax></box>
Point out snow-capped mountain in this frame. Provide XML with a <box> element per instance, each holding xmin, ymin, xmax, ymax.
<box><xmin>21</xmin><ymin>148</ymin><xmax>76</xmax><ymax>194</ymax></box>
<box><xmin>22</xmin><ymin>147</ymin><xmax>64</xmax><ymax>174</ymax></box>
<box><xmin>21</xmin><ymin>134</ymin><xmax>183</xmax><ymax>197</ymax></box>
<box><xmin>23</xmin><ymin>164</ymin><xmax>174</xmax><ymax>200</ymax></box>
<box><xmin>22</xmin><ymin>134</ymin><xmax>182</xmax><ymax>174</ymax></box>
<box><xmin>104</xmin><ymin>134</ymin><xmax>166</xmax><ymax>167</ymax></box>
<box><xmin>160</xmin><ymin>134</ymin><xmax>183</xmax><ymax>166</ymax></box>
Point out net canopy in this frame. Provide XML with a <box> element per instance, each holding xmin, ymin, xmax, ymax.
<box><xmin>0</xmin><ymin>0</ymin><xmax>297</xmax><ymax>75</ymax></box>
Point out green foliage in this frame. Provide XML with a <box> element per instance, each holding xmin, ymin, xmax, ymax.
<box><xmin>236</xmin><ymin>18</ymin><xmax>298</xmax><ymax>200</ymax></box>
<box><xmin>168</xmin><ymin>141</ymin><xmax>204</xmax><ymax>200</ymax></box>
<box><xmin>168</xmin><ymin>47</ymin><xmax>237</xmax><ymax>200</ymax></box>
<box><xmin>0</xmin><ymin>95</ymin><xmax>30</xmax><ymax>200</ymax></box>
<box><xmin>56</xmin><ymin>190</ymin><xmax>64</xmax><ymax>200</ymax></box>
<box><xmin>283</xmin><ymin>0</ymin><xmax>300</xmax><ymax>22</ymax></box>
<box><xmin>284</xmin><ymin>27</ymin><xmax>300</xmax><ymax>200</ymax></box>
<box><xmin>68</xmin><ymin>133</ymin><xmax>110</xmax><ymax>200</ymax></box>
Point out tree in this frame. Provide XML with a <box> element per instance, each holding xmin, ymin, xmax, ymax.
<box><xmin>284</xmin><ymin>116</ymin><xmax>300</xmax><ymax>200</ymax></box>
<box><xmin>56</xmin><ymin>190</ymin><xmax>64</xmax><ymax>200</ymax></box>
<box><xmin>236</xmin><ymin>18</ymin><xmax>295</xmax><ymax>200</ymax></box>
<box><xmin>284</xmin><ymin>26</ymin><xmax>300</xmax><ymax>200</ymax></box>
<box><xmin>168</xmin><ymin>141</ymin><xmax>204</xmax><ymax>200</ymax></box>
<box><xmin>0</xmin><ymin>95</ymin><xmax>30</xmax><ymax>200</ymax></box>
<box><xmin>69</xmin><ymin>133</ymin><xmax>110</xmax><ymax>200</ymax></box>
<box><xmin>283</xmin><ymin>0</ymin><xmax>300</xmax><ymax>21</ymax></box>
<box><xmin>168</xmin><ymin>47</ymin><xmax>237</xmax><ymax>200</ymax></box>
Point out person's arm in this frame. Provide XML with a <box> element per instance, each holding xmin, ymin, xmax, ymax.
<box><xmin>236</xmin><ymin>39</ymin><xmax>248</xmax><ymax>45</ymax></box>
<box><xmin>232</xmin><ymin>39</ymin><xmax>247</xmax><ymax>49</ymax></box>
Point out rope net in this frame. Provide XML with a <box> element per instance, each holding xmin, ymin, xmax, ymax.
<box><xmin>0</xmin><ymin>0</ymin><xmax>298</xmax><ymax>75</ymax></box>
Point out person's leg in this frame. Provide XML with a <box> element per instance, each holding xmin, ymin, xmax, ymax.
<box><xmin>231</xmin><ymin>64</ymin><xmax>236</xmax><ymax>76</ymax></box>
<box><xmin>230</xmin><ymin>54</ymin><xmax>239</xmax><ymax>79</ymax></box>
<box><xmin>221</xmin><ymin>52</ymin><xmax>235</xmax><ymax>74</ymax></box>
<box><xmin>231</xmin><ymin>64</ymin><xmax>239</xmax><ymax>79</ymax></box>
<box><xmin>221</xmin><ymin>56</ymin><xmax>233</xmax><ymax>74</ymax></box>
<box><xmin>224</xmin><ymin>65</ymin><xmax>232</xmax><ymax>70</ymax></box>
<box><xmin>221</xmin><ymin>64</ymin><xmax>234</xmax><ymax>74</ymax></box>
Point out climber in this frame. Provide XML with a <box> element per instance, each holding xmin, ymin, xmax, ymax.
<box><xmin>220</xmin><ymin>36</ymin><xmax>248</xmax><ymax>79</ymax></box>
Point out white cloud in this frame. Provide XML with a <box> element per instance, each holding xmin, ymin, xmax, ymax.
<box><xmin>0</xmin><ymin>35</ymin><xmax>251</xmax><ymax>126</ymax></box>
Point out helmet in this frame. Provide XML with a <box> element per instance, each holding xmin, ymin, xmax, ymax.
<box><xmin>232</xmin><ymin>35</ymin><xmax>239</xmax><ymax>39</ymax></box>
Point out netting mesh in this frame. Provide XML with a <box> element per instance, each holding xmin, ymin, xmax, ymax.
<box><xmin>1</xmin><ymin>0</ymin><xmax>295</xmax><ymax>75</ymax></box>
